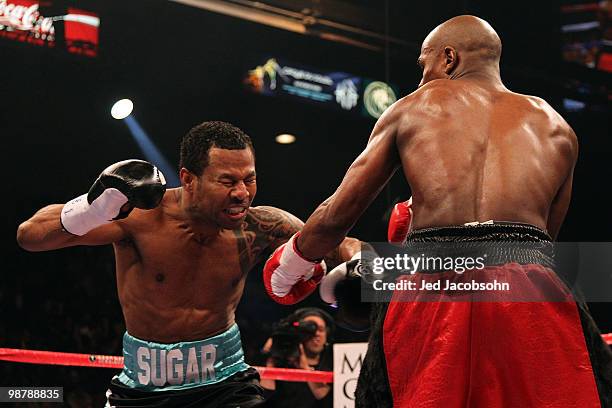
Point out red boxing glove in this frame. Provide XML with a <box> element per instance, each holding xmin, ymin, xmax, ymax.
<box><xmin>387</xmin><ymin>198</ymin><xmax>413</xmax><ymax>244</ymax></box>
<box><xmin>263</xmin><ymin>233</ymin><xmax>327</xmax><ymax>305</ymax></box>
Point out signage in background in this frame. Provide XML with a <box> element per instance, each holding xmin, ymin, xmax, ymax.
<box><xmin>333</xmin><ymin>342</ymin><xmax>368</xmax><ymax>408</ymax></box>
<box><xmin>560</xmin><ymin>1</ymin><xmax>612</xmax><ymax>73</ymax></box>
<box><xmin>0</xmin><ymin>0</ymin><xmax>99</xmax><ymax>57</ymax></box>
<box><xmin>244</xmin><ymin>57</ymin><xmax>398</xmax><ymax>119</ymax></box>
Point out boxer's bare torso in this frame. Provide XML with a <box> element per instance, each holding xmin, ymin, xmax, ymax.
<box><xmin>18</xmin><ymin>139</ymin><xmax>359</xmax><ymax>344</ymax></box>
<box><xmin>112</xmin><ymin>194</ymin><xmax>303</xmax><ymax>342</ymax></box>
<box><xmin>297</xmin><ymin>17</ymin><xmax>579</xmax><ymax>259</ymax></box>
<box><xmin>298</xmin><ymin>79</ymin><xmax>577</xmax><ymax>258</ymax></box>
<box><xmin>17</xmin><ymin>195</ymin><xmax>305</xmax><ymax>342</ymax></box>
<box><xmin>395</xmin><ymin>78</ymin><xmax>577</xmax><ymax>237</ymax></box>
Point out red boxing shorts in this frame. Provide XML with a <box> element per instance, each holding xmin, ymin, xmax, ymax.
<box><xmin>356</xmin><ymin>223</ymin><xmax>612</xmax><ymax>408</ymax></box>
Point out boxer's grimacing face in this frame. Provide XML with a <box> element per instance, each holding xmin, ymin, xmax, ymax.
<box><xmin>188</xmin><ymin>147</ymin><xmax>257</xmax><ymax>229</ymax></box>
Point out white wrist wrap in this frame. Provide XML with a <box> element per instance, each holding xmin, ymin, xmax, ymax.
<box><xmin>60</xmin><ymin>189</ymin><xmax>128</xmax><ymax>236</ymax></box>
<box><xmin>271</xmin><ymin>234</ymin><xmax>318</xmax><ymax>297</ymax></box>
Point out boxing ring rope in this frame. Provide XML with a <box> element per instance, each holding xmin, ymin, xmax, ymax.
<box><xmin>0</xmin><ymin>348</ymin><xmax>334</xmax><ymax>383</ymax></box>
<box><xmin>3</xmin><ymin>335</ymin><xmax>612</xmax><ymax>383</ymax></box>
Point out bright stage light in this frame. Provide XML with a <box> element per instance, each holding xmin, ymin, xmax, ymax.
<box><xmin>111</xmin><ymin>99</ymin><xmax>134</xmax><ymax>120</ymax></box>
<box><xmin>275</xmin><ymin>133</ymin><xmax>296</xmax><ymax>144</ymax></box>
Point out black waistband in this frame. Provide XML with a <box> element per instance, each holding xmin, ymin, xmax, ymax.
<box><xmin>404</xmin><ymin>222</ymin><xmax>554</xmax><ymax>268</ymax></box>
<box><xmin>405</xmin><ymin>222</ymin><xmax>552</xmax><ymax>243</ymax></box>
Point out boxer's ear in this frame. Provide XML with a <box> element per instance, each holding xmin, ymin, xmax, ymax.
<box><xmin>444</xmin><ymin>46</ymin><xmax>458</xmax><ymax>75</ymax></box>
<box><xmin>179</xmin><ymin>168</ymin><xmax>194</xmax><ymax>191</ymax></box>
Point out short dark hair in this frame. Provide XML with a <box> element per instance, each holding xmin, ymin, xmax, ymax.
<box><xmin>179</xmin><ymin>121</ymin><xmax>254</xmax><ymax>175</ymax></box>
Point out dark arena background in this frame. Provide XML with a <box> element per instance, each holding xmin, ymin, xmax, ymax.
<box><xmin>3</xmin><ymin>0</ymin><xmax>611</xmax><ymax>406</ymax></box>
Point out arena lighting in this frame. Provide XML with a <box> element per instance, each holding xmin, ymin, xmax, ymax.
<box><xmin>122</xmin><ymin>115</ymin><xmax>180</xmax><ymax>187</ymax></box>
<box><xmin>275</xmin><ymin>133</ymin><xmax>296</xmax><ymax>144</ymax></box>
<box><xmin>110</xmin><ymin>99</ymin><xmax>134</xmax><ymax>120</ymax></box>
<box><xmin>170</xmin><ymin>0</ymin><xmax>412</xmax><ymax>52</ymax></box>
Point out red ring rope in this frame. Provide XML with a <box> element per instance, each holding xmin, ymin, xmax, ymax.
<box><xmin>0</xmin><ymin>348</ymin><xmax>333</xmax><ymax>383</ymax></box>
<box><xmin>3</xmin><ymin>335</ymin><xmax>611</xmax><ymax>383</ymax></box>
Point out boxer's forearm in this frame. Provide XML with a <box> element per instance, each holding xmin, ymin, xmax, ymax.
<box><xmin>17</xmin><ymin>203</ymin><xmax>126</xmax><ymax>251</ymax></box>
<box><xmin>299</xmin><ymin>131</ymin><xmax>398</xmax><ymax>260</ymax></box>
<box><xmin>18</xmin><ymin>160</ymin><xmax>162</xmax><ymax>252</ymax></box>
<box><xmin>298</xmin><ymin>200</ymin><xmax>353</xmax><ymax>261</ymax></box>
<box><xmin>17</xmin><ymin>204</ymin><xmax>76</xmax><ymax>251</ymax></box>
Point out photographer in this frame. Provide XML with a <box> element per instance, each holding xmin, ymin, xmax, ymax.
<box><xmin>261</xmin><ymin>308</ymin><xmax>334</xmax><ymax>408</ymax></box>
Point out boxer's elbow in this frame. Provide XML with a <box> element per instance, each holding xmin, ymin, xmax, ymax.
<box><xmin>17</xmin><ymin>222</ymin><xmax>35</xmax><ymax>250</ymax></box>
<box><xmin>17</xmin><ymin>222</ymin><xmax>30</xmax><ymax>250</ymax></box>
<box><xmin>16</xmin><ymin>221</ymin><xmax>44</xmax><ymax>252</ymax></box>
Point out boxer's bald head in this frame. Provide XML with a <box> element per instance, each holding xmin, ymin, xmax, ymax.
<box><xmin>425</xmin><ymin>15</ymin><xmax>501</xmax><ymax>62</ymax></box>
<box><xmin>418</xmin><ymin>15</ymin><xmax>502</xmax><ymax>87</ymax></box>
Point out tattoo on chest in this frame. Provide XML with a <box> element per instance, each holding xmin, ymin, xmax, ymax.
<box><xmin>233</xmin><ymin>229</ymin><xmax>260</xmax><ymax>276</ymax></box>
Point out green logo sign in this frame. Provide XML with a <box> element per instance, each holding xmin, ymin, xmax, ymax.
<box><xmin>363</xmin><ymin>81</ymin><xmax>397</xmax><ymax>119</ymax></box>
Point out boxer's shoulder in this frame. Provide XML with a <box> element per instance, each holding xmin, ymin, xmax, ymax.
<box><xmin>501</xmin><ymin>91</ymin><xmax>560</xmax><ymax>118</ymax></box>
<box><xmin>244</xmin><ymin>206</ymin><xmax>304</xmax><ymax>246</ymax></box>
<box><xmin>416</xmin><ymin>79</ymin><xmax>462</xmax><ymax>97</ymax></box>
<box><xmin>400</xmin><ymin>80</ymin><xmax>461</xmax><ymax>113</ymax></box>
<box><xmin>245</xmin><ymin>206</ymin><xmax>303</xmax><ymax>233</ymax></box>
<box><xmin>505</xmin><ymin>92</ymin><xmax>577</xmax><ymax>142</ymax></box>
<box><xmin>115</xmin><ymin>188</ymin><xmax>175</xmax><ymax>233</ymax></box>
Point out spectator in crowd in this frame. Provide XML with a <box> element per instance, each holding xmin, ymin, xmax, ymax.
<box><xmin>261</xmin><ymin>308</ymin><xmax>334</xmax><ymax>408</ymax></box>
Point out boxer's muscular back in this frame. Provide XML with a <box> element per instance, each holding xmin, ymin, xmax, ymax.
<box><xmin>396</xmin><ymin>79</ymin><xmax>577</xmax><ymax>236</ymax></box>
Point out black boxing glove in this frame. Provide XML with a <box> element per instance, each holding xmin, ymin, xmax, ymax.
<box><xmin>60</xmin><ymin>160</ymin><xmax>166</xmax><ymax>235</ymax></box>
<box><xmin>319</xmin><ymin>252</ymin><xmax>374</xmax><ymax>332</ymax></box>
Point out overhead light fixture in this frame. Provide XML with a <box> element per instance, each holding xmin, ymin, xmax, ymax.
<box><xmin>111</xmin><ymin>99</ymin><xmax>134</xmax><ymax>120</ymax></box>
<box><xmin>170</xmin><ymin>0</ymin><xmax>411</xmax><ymax>52</ymax></box>
<box><xmin>275</xmin><ymin>133</ymin><xmax>296</xmax><ymax>144</ymax></box>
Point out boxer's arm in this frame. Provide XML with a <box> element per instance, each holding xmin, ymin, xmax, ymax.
<box><xmin>257</xmin><ymin>206</ymin><xmax>361</xmax><ymax>304</ymax></box>
<box><xmin>326</xmin><ymin>237</ymin><xmax>362</xmax><ymax>268</ymax></box>
<box><xmin>16</xmin><ymin>204</ymin><xmax>128</xmax><ymax>252</ymax></box>
<box><xmin>298</xmin><ymin>104</ymin><xmax>402</xmax><ymax>261</ymax></box>
<box><xmin>252</xmin><ymin>206</ymin><xmax>304</xmax><ymax>251</ymax></box>
<box><xmin>547</xmin><ymin>171</ymin><xmax>574</xmax><ymax>240</ymax></box>
<box><xmin>253</xmin><ymin>206</ymin><xmax>360</xmax><ymax>264</ymax></box>
<box><xmin>547</xmin><ymin>128</ymin><xmax>578</xmax><ymax>240</ymax></box>
<box><xmin>18</xmin><ymin>160</ymin><xmax>164</xmax><ymax>251</ymax></box>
